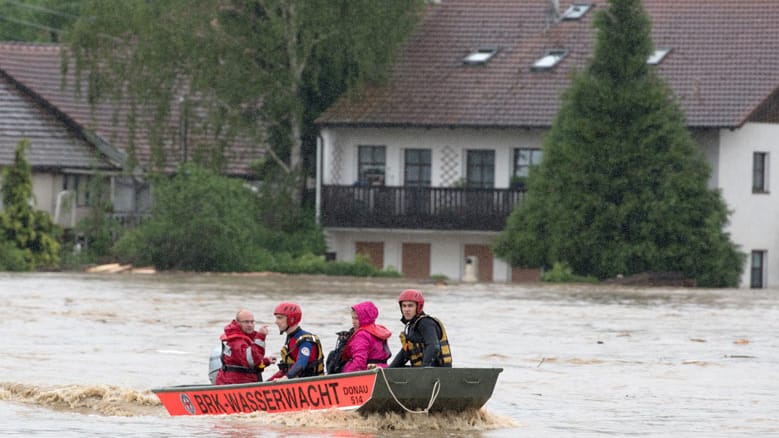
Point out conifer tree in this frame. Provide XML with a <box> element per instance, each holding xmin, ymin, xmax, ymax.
<box><xmin>0</xmin><ymin>139</ymin><xmax>61</xmax><ymax>269</ymax></box>
<box><xmin>494</xmin><ymin>0</ymin><xmax>744</xmax><ymax>287</ymax></box>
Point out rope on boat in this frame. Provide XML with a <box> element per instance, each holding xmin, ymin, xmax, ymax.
<box><xmin>377</xmin><ymin>367</ymin><xmax>441</xmax><ymax>414</ymax></box>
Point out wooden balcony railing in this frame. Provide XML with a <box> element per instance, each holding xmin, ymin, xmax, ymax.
<box><xmin>320</xmin><ymin>185</ymin><xmax>524</xmax><ymax>231</ymax></box>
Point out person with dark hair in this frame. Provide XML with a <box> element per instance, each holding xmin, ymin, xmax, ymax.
<box><xmin>268</xmin><ymin>302</ymin><xmax>324</xmax><ymax>380</ymax></box>
<box><xmin>389</xmin><ymin>289</ymin><xmax>452</xmax><ymax>368</ymax></box>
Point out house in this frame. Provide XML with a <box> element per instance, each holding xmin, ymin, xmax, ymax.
<box><xmin>315</xmin><ymin>0</ymin><xmax>779</xmax><ymax>288</ymax></box>
<box><xmin>0</xmin><ymin>50</ymin><xmax>124</xmax><ymax>228</ymax></box>
<box><xmin>0</xmin><ymin>42</ymin><xmax>266</xmax><ymax>230</ymax></box>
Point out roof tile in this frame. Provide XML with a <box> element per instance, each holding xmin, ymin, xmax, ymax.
<box><xmin>0</xmin><ymin>42</ymin><xmax>263</xmax><ymax>176</ymax></box>
<box><xmin>317</xmin><ymin>0</ymin><xmax>779</xmax><ymax>129</ymax></box>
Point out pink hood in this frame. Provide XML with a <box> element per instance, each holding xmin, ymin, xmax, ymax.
<box><xmin>352</xmin><ymin>301</ymin><xmax>379</xmax><ymax>326</ymax></box>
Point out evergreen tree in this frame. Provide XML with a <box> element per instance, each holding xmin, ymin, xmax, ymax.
<box><xmin>494</xmin><ymin>0</ymin><xmax>744</xmax><ymax>287</ymax></box>
<box><xmin>0</xmin><ymin>139</ymin><xmax>61</xmax><ymax>269</ymax></box>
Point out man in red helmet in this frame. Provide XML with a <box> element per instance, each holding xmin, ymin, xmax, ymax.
<box><xmin>269</xmin><ymin>302</ymin><xmax>325</xmax><ymax>380</ymax></box>
<box><xmin>215</xmin><ymin>309</ymin><xmax>275</xmax><ymax>385</ymax></box>
<box><xmin>389</xmin><ymin>289</ymin><xmax>452</xmax><ymax>368</ymax></box>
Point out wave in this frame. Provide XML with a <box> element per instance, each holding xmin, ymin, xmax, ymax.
<box><xmin>0</xmin><ymin>382</ymin><xmax>162</xmax><ymax>417</ymax></box>
<box><xmin>1</xmin><ymin>382</ymin><xmax>518</xmax><ymax>432</ymax></box>
<box><xmin>239</xmin><ymin>408</ymin><xmax>519</xmax><ymax>433</ymax></box>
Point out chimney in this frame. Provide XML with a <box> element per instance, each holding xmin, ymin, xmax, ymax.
<box><xmin>546</xmin><ymin>0</ymin><xmax>560</xmax><ymax>29</ymax></box>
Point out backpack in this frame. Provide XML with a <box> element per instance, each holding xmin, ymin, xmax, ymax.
<box><xmin>325</xmin><ymin>328</ymin><xmax>354</xmax><ymax>374</ymax></box>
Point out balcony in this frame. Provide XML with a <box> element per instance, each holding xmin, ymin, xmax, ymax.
<box><xmin>320</xmin><ymin>185</ymin><xmax>524</xmax><ymax>231</ymax></box>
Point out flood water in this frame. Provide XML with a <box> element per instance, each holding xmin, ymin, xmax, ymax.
<box><xmin>1</xmin><ymin>272</ymin><xmax>777</xmax><ymax>437</ymax></box>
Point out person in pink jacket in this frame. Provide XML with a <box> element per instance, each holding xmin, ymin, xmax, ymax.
<box><xmin>340</xmin><ymin>301</ymin><xmax>392</xmax><ymax>373</ymax></box>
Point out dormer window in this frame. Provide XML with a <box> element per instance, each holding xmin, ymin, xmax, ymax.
<box><xmin>531</xmin><ymin>49</ymin><xmax>568</xmax><ymax>71</ymax></box>
<box><xmin>463</xmin><ymin>47</ymin><xmax>498</xmax><ymax>65</ymax></box>
<box><xmin>561</xmin><ymin>3</ymin><xmax>593</xmax><ymax>20</ymax></box>
<box><xmin>647</xmin><ymin>48</ymin><xmax>671</xmax><ymax>65</ymax></box>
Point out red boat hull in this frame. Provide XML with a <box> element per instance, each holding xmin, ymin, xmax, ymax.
<box><xmin>154</xmin><ymin>372</ymin><xmax>376</xmax><ymax>416</ymax></box>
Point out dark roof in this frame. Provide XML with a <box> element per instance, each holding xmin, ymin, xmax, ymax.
<box><xmin>0</xmin><ymin>42</ymin><xmax>264</xmax><ymax>176</ymax></box>
<box><xmin>1</xmin><ymin>71</ymin><xmax>118</xmax><ymax>170</ymax></box>
<box><xmin>317</xmin><ymin>0</ymin><xmax>779</xmax><ymax>129</ymax></box>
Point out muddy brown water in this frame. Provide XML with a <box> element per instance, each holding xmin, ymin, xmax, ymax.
<box><xmin>1</xmin><ymin>272</ymin><xmax>777</xmax><ymax>437</ymax></box>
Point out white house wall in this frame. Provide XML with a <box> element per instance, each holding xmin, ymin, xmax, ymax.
<box><xmin>717</xmin><ymin>122</ymin><xmax>779</xmax><ymax>287</ymax></box>
<box><xmin>321</xmin><ymin>127</ymin><xmax>545</xmax><ymax>187</ymax></box>
<box><xmin>325</xmin><ymin>228</ymin><xmax>510</xmax><ymax>282</ymax></box>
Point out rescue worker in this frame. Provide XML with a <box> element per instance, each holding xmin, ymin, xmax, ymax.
<box><xmin>269</xmin><ymin>302</ymin><xmax>325</xmax><ymax>380</ymax></box>
<box><xmin>338</xmin><ymin>301</ymin><xmax>392</xmax><ymax>373</ymax></box>
<box><xmin>388</xmin><ymin>289</ymin><xmax>452</xmax><ymax>368</ymax></box>
<box><xmin>215</xmin><ymin>309</ymin><xmax>274</xmax><ymax>385</ymax></box>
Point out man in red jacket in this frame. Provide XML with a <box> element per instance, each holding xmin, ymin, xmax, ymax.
<box><xmin>215</xmin><ymin>309</ymin><xmax>275</xmax><ymax>384</ymax></box>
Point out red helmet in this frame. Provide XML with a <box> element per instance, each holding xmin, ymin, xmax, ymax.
<box><xmin>398</xmin><ymin>289</ymin><xmax>424</xmax><ymax>314</ymax></box>
<box><xmin>274</xmin><ymin>302</ymin><xmax>302</xmax><ymax>327</ymax></box>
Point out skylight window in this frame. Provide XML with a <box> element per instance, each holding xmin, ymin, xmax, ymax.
<box><xmin>463</xmin><ymin>47</ymin><xmax>498</xmax><ymax>65</ymax></box>
<box><xmin>561</xmin><ymin>3</ymin><xmax>593</xmax><ymax>20</ymax></box>
<box><xmin>531</xmin><ymin>49</ymin><xmax>568</xmax><ymax>71</ymax></box>
<box><xmin>647</xmin><ymin>48</ymin><xmax>671</xmax><ymax>65</ymax></box>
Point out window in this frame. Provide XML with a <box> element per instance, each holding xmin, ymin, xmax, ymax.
<box><xmin>560</xmin><ymin>3</ymin><xmax>593</xmax><ymax>20</ymax></box>
<box><xmin>753</xmin><ymin>152</ymin><xmax>768</xmax><ymax>193</ymax></box>
<box><xmin>531</xmin><ymin>49</ymin><xmax>568</xmax><ymax>71</ymax></box>
<box><xmin>466</xmin><ymin>150</ymin><xmax>495</xmax><ymax>188</ymax></box>
<box><xmin>750</xmin><ymin>250</ymin><xmax>766</xmax><ymax>288</ymax></box>
<box><xmin>647</xmin><ymin>48</ymin><xmax>671</xmax><ymax>65</ymax></box>
<box><xmin>513</xmin><ymin>148</ymin><xmax>543</xmax><ymax>179</ymax></box>
<box><xmin>404</xmin><ymin>149</ymin><xmax>431</xmax><ymax>187</ymax></box>
<box><xmin>358</xmin><ymin>145</ymin><xmax>386</xmax><ymax>186</ymax></box>
<box><xmin>63</xmin><ymin>174</ymin><xmax>109</xmax><ymax>207</ymax></box>
<box><xmin>463</xmin><ymin>47</ymin><xmax>498</xmax><ymax>65</ymax></box>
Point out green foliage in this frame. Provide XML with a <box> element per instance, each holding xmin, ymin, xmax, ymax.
<box><xmin>541</xmin><ymin>262</ymin><xmax>597</xmax><ymax>283</ymax></box>
<box><xmin>57</xmin><ymin>239</ymin><xmax>96</xmax><ymax>270</ymax></box>
<box><xmin>250</xmin><ymin>157</ymin><xmax>325</xmax><ymax>256</ymax></box>
<box><xmin>0</xmin><ymin>239</ymin><xmax>28</xmax><ymax>271</ymax></box>
<box><xmin>113</xmin><ymin>164</ymin><xmax>263</xmax><ymax>271</ymax></box>
<box><xmin>75</xmin><ymin>173</ymin><xmax>119</xmax><ymax>260</ymax></box>
<box><xmin>494</xmin><ymin>0</ymin><xmax>744</xmax><ymax>287</ymax></box>
<box><xmin>247</xmin><ymin>252</ymin><xmax>400</xmax><ymax>277</ymax></box>
<box><xmin>65</xmin><ymin>0</ymin><xmax>425</xmax><ymax>182</ymax></box>
<box><xmin>0</xmin><ymin>139</ymin><xmax>62</xmax><ymax>270</ymax></box>
<box><xmin>0</xmin><ymin>0</ymin><xmax>82</xmax><ymax>42</ymax></box>
<box><xmin>430</xmin><ymin>273</ymin><xmax>449</xmax><ymax>282</ymax></box>
<box><xmin>112</xmin><ymin>163</ymin><xmax>332</xmax><ymax>273</ymax></box>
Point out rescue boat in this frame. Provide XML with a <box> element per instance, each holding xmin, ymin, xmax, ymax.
<box><xmin>152</xmin><ymin>367</ymin><xmax>502</xmax><ymax>416</ymax></box>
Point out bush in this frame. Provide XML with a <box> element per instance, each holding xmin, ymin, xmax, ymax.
<box><xmin>114</xmin><ymin>164</ymin><xmax>264</xmax><ymax>271</ymax></box>
<box><xmin>251</xmin><ymin>252</ymin><xmax>401</xmax><ymax>277</ymax></box>
<box><xmin>75</xmin><ymin>173</ymin><xmax>120</xmax><ymax>260</ymax></box>
<box><xmin>0</xmin><ymin>239</ymin><xmax>28</xmax><ymax>271</ymax></box>
<box><xmin>110</xmin><ymin>164</ymin><xmax>397</xmax><ymax>277</ymax></box>
<box><xmin>542</xmin><ymin>261</ymin><xmax>597</xmax><ymax>283</ymax></box>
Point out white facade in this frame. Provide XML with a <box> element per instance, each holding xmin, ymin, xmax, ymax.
<box><xmin>320</xmin><ymin>127</ymin><xmax>545</xmax><ymax>188</ymax></box>
<box><xmin>319</xmin><ymin>122</ymin><xmax>779</xmax><ymax>287</ymax></box>
<box><xmin>708</xmin><ymin>123</ymin><xmax>779</xmax><ymax>287</ymax></box>
<box><xmin>319</xmin><ymin>126</ymin><xmax>545</xmax><ymax>283</ymax></box>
